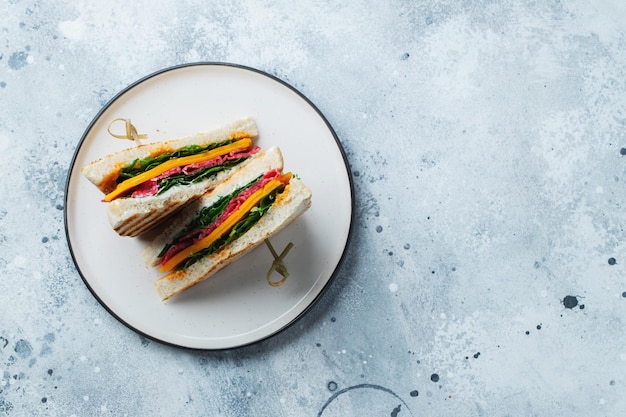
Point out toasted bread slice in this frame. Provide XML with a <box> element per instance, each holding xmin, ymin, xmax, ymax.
<box><xmin>81</xmin><ymin>117</ymin><xmax>259</xmax><ymax>236</ymax></box>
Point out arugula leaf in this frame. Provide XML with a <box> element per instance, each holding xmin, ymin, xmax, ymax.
<box><xmin>156</xmin><ymin>174</ymin><xmax>263</xmax><ymax>259</ymax></box>
<box><xmin>155</xmin><ymin>157</ymin><xmax>248</xmax><ymax>196</ymax></box>
<box><xmin>116</xmin><ymin>140</ymin><xmax>236</xmax><ymax>183</ymax></box>
<box><xmin>176</xmin><ymin>189</ymin><xmax>279</xmax><ymax>270</ymax></box>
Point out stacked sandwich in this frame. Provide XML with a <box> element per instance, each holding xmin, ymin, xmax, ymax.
<box><xmin>81</xmin><ymin>117</ymin><xmax>312</xmax><ymax>301</ymax></box>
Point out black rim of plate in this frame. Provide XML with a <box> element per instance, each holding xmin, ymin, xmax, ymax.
<box><xmin>63</xmin><ymin>62</ymin><xmax>355</xmax><ymax>351</ymax></box>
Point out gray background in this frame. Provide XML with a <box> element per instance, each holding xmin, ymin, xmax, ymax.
<box><xmin>2</xmin><ymin>1</ymin><xmax>626</xmax><ymax>416</ymax></box>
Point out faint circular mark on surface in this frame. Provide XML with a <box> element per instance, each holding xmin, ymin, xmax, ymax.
<box><xmin>317</xmin><ymin>383</ymin><xmax>413</xmax><ymax>417</ymax></box>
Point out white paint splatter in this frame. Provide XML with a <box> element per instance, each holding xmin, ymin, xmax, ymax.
<box><xmin>58</xmin><ymin>20</ymin><xmax>85</xmax><ymax>40</ymax></box>
<box><xmin>0</xmin><ymin>133</ymin><xmax>10</xmax><ymax>152</ymax></box>
<box><xmin>10</xmin><ymin>255</ymin><xmax>27</xmax><ymax>268</ymax></box>
<box><xmin>94</xmin><ymin>366</ymin><xmax>101</xmax><ymax>373</ymax></box>
<box><xmin>389</xmin><ymin>283</ymin><xmax>398</xmax><ymax>292</ymax></box>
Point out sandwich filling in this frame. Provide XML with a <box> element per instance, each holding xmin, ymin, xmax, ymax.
<box><xmin>103</xmin><ymin>138</ymin><xmax>258</xmax><ymax>201</ymax></box>
<box><xmin>157</xmin><ymin>169</ymin><xmax>292</xmax><ymax>272</ymax></box>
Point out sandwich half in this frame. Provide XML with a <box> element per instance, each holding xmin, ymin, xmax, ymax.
<box><xmin>142</xmin><ymin>146</ymin><xmax>312</xmax><ymax>301</ymax></box>
<box><xmin>81</xmin><ymin>117</ymin><xmax>260</xmax><ymax>236</ymax></box>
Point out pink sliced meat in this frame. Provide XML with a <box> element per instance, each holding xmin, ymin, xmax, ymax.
<box><xmin>182</xmin><ymin>146</ymin><xmax>261</xmax><ymax>176</ymax></box>
<box><xmin>130</xmin><ymin>166</ymin><xmax>182</xmax><ymax>198</ymax></box>
<box><xmin>159</xmin><ymin>169</ymin><xmax>281</xmax><ymax>266</ymax></box>
<box><xmin>130</xmin><ymin>180</ymin><xmax>159</xmax><ymax>198</ymax></box>
<box><xmin>129</xmin><ymin>146</ymin><xmax>260</xmax><ymax>198</ymax></box>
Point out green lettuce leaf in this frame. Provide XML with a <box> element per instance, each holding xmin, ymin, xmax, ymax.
<box><xmin>156</xmin><ymin>174</ymin><xmax>262</xmax><ymax>259</ymax></box>
<box><xmin>117</xmin><ymin>140</ymin><xmax>236</xmax><ymax>183</ymax></box>
<box><xmin>176</xmin><ymin>189</ymin><xmax>280</xmax><ymax>270</ymax></box>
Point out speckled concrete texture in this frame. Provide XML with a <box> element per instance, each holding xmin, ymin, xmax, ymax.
<box><xmin>2</xmin><ymin>1</ymin><xmax>626</xmax><ymax>416</ymax></box>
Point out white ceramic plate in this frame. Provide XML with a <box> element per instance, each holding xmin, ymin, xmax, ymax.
<box><xmin>64</xmin><ymin>63</ymin><xmax>353</xmax><ymax>350</ymax></box>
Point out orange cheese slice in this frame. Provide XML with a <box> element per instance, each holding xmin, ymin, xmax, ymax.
<box><xmin>103</xmin><ymin>138</ymin><xmax>253</xmax><ymax>202</ymax></box>
<box><xmin>159</xmin><ymin>172</ymin><xmax>292</xmax><ymax>273</ymax></box>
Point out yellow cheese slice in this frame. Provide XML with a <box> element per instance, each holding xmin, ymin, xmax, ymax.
<box><xmin>159</xmin><ymin>173</ymin><xmax>291</xmax><ymax>273</ymax></box>
<box><xmin>103</xmin><ymin>138</ymin><xmax>253</xmax><ymax>202</ymax></box>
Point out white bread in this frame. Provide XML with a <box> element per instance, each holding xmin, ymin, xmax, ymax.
<box><xmin>81</xmin><ymin>117</ymin><xmax>259</xmax><ymax>237</ymax></box>
<box><xmin>142</xmin><ymin>148</ymin><xmax>312</xmax><ymax>301</ymax></box>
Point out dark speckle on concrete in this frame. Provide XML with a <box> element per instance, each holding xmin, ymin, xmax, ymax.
<box><xmin>8</xmin><ymin>51</ymin><xmax>28</xmax><ymax>70</ymax></box>
<box><xmin>14</xmin><ymin>339</ymin><xmax>32</xmax><ymax>358</ymax></box>
<box><xmin>0</xmin><ymin>398</ymin><xmax>14</xmax><ymax>413</ymax></box>
<box><xmin>563</xmin><ymin>295</ymin><xmax>579</xmax><ymax>309</ymax></box>
<box><xmin>139</xmin><ymin>335</ymin><xmax>150</xmax><ymax>347</ymax></box>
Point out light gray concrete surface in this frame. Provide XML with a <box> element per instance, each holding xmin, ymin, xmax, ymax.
<box><xmin>1</xmin><ymin>1</ymin><xmax>626</xmax><ymax>415</ymax></box>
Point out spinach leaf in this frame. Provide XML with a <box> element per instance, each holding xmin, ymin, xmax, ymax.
<box><xmin>117</xmin><ymin>140</ymin><xmax>236</xmax><ymax>183</ymax></box>
<box><xmin>176</xmin><ymin>189</ymin><xmax>279</xmax><ymax>270</ymax></box>
<box><xmin>155</xmin><ymin>157</ymin><xmax>247</xmax><ymax>196</ymax></box>
<box><xmin>156</xmin><ymin>174</ymin><xmax>262</xmax><ymax>258</ymax></box>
